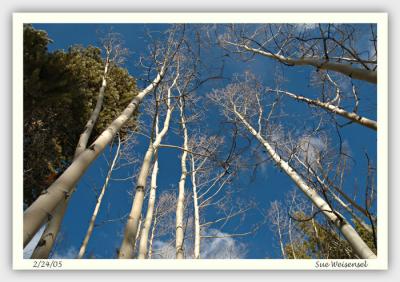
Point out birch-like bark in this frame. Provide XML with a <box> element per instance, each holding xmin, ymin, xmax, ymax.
<box><xmin>190</xmin><ymin>156</ymin><xmax>201</xmax><ymax>259</ymax></box>
<box><xmin>24</xmin><ymin>62</ymin><xmax>167</xmax><ymax>248</ymax></box>
<box><xmin>76</xmin><ymin>134</ymin><xmax>121</xmax><ymax>259</ymax></box>
<box><xmin>137</xmin><ymin>115</ymin><xmax>160</xmax><ymax>259</ymax></box>
<box><xmin>118</xmin><ymin>143</ymin><xmax>153</xmax><ymax>259</ymax></box>
<box><xmin>175</xmin><ymin>95</ymin><xmax>188</xmax><ymax>259</ymax></box>
<box><xmin>118</xmin><ymin>75</ymin><xmax>178</xmax><ymax>259</ymax></box>
<box><xmin>31</xmin><ymin>57</ymin><xmax>110</xmax><ymax>258</ymax></box>
<box><xmin>137</xmin><ymin>155</ymin><xmax>158</xmax><ymax>259</ymax></box>
<box><xmin>232</xmin><ymin>43</ymin><xmax>377</xmax><ymax>84</ymax></box>
<box><xmin>232</xmin><ymin>106</ymin><xmax>377</xmax><ymax>259</ymax></box>
<box><xmin>276</xmin><ymin>90</ymin><xmax>377</xmax><ymax>130</ymax></box>
<box><xmin>148</xmin><ymin>210</ymin><xmax>158</xmax><ymax>259</ymax></box>
<box><xmin>133</xmin><ymin>216</ymin><xmax>142</xmax><ymax>257</ymax></box>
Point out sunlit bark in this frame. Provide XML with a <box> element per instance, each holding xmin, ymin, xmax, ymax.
<box><xmin>176</xmin><ymin>94</ymin><xmax>188</xmax><ymax>259</ymax></box>
<box><xmin>190</xmin><ymin>156</ymin><xmax>201</xmax><ymax>259</ymax></box>
<box><xmin>276</xmin><ymin>89</ymin><xmax>377</xmax><ymax>130</ymax></box>
<box><xmin>228</xmin><ymin>42</ymin><xmax>377</xmax><ymax>84</ymax></box>
<box><xmin>118</xmin><ymin>75</ymin><xmax>178</xmax><ymax>259</ymax></box>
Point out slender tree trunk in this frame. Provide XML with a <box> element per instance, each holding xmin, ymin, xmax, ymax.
<box><xmin>137</xmin><ymin>156</ymin><xmax>158</xmax><ymax>259</ymax></box>
<box><xmin>24</xmin><ymin>64</ymin><xmax>167</xmax><ymax>248</ymax></box>
<box><xmin>118</xmin><ymin>75</ymin><xmax>178</xmax><ymax>259</ymax></box>
<box><xmin>232</xmin><ymin>106</ymin><xmax>377</xmax><ymax>259</ymax></box>
<box><xmin>75</xmin><ymin>58</ymin><xmax>110</xmax><ymax>158</ymax></box>
<box><xmin>190</xmin><ymin>156</ymin><xmax>201</xmax><ymax>259</ymax></box>
<box><xmin>148</xmin><ymin>209</ymin><xmax>158</xmax><ymax>259</ymax></box>
<box><xmin>277</xmin><ymin>90</ymin><xmax>377</xmax><ymax>130</ymax></box>
<box><xmin>275</xmin><ymin>204</ymin><xmax>286</xmax><ymax>259</ymax></box>
<box><xmin>76</xmin><ymin>134</ymin><xmax>121</xmax><ymax>259</ymax></box>
<box><xmin>176</xmin><ymin>96</ymin><xmax>188</xmax><ymax>259</ymax></box>
<box><xmin>31</xmin><ymin>58</ymin><xmax>110</xmax><ymax>258</ymax></box>
<box><xmin>237</xmin><ymin>43</ymin><xmax>377</xmax><ymax>84</ymax></box>
<box><xmin>137</xmin><ymin>116</ymin><xmax>160</xmax><ymax>259</ymax></box>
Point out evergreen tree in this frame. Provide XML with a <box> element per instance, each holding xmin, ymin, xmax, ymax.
<box><xmin>23</xmin><ymin>25</ymin><xmax>138</xmax><ymax>207</ymax></box>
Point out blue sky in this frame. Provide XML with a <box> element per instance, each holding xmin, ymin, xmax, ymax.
<box><xmin>24</xmin><ymin>23</ymin><xmax>377</xmax><ymax>259</ymax></box>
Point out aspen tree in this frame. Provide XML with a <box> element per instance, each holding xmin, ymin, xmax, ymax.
<box><xmin>190</xmin><ymin>155</ymin><xmax>201</xmax><ymax>259</ymax></box>
<box><xmin>175</xmin><ymin>92</ymin><xmax>188</xmax><ymax>259</ymax></box>
<box><xmin>137</xmin><ymin>82</ymin><xmax>173</xmax><ymax>259</ymax></box>
<box><xmin>118</xmin><ymin>73</ymin><xmax>179</xmax><ymax>259</ymax></box>
<box><xmin>209</xmin><ymin>78</ymin><xmax>377</xmax><ymax>259</ymax></box>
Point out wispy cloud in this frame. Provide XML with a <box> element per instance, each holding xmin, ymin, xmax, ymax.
<box><xmin>201</xmin><ymin>229</ymin><xmax>247</xmax><ymax>259</ymax></box>
<box><xmin>152</xmin><ymin>228</ymin><xmax>247</xmax><ymax>259</ymax></box>
<box><xmin>298</xmin><ymin>136</ymin><xmax>327</xmax><ymax>169</ymax></box>
<box><xmin>152</xmin><ymin>240</ymin><xmax>176</xmax><ymax>259</ymax></box>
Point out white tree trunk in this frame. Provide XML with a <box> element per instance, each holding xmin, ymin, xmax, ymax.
<box><xmin>24</xmin><ymin>65</ymin><xmax>167</xmax><ymax>248</ymax></box>
<box><xmin>277</xmin><ymin>90</ymin><xmax>377</xmax><ymax>130</ymax></box>
<box><xmin>176</xmin><ymin>96</ymin><xmax>188</xmax><ymax>259</ymax></box>
<box><xmin>137</xmin><ymin>116</ymin><xmax>160</xmax><ymax>259</ymax></box>
<box><xmin>118</xmin><ymin>75</ymin><xmax>177</xmax><ymax>259</ymax></box>
<box><xmin>190</xmin><ymin>156</ymin><xmax>201</xmax><ymax>259</ymax></box>
<box><xmin>232</xmin><ymin>106</ymin><xmax>377</xmax><ymax>259</ymax></box>
<box><xmin>30</xmin><ymin>58</ymin><xmax>110</xmax><ymax>258</ymax></box>
<box><xmin>137</xmin><ymin>155</ymin><xmax>158</xmax><ymax>259</ymax></box>
<box><xmin>276</xmin><ymin>204</ymin><xmax>286</xmax><ymax>259</ymax></box>
<box><xmin>118</xmin><ymin>144</ymin><xmax>153</xmax><ymax>259</ymax></box>
<box><xmin>133</xmin><ymin>215</ymin><xmax>143</xmax><ymax>257</ymax></box>
<box><xmin>238</xmin><ymin>43</ymin><xmax>377</xmax><ymax>84</ymax></box>
<box><xmin>76</xmin><ymin>134</ymin><xmax>121</xmax><ymax>259</ymax></box>
<box><xmin>148</xmin><ymin>210</ymin><xmax>158</xmax><ymax>259</ymax></box>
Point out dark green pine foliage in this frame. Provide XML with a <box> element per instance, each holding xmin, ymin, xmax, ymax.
<box><xmin>23</xmin><ymin>25</ymin><xmax>138</xmax><ymax>207</ymax></box>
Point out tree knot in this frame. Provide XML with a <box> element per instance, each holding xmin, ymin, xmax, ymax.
<box><xmin>136</xmin><ymin>185</ymin><xmax>145</xmax><ymax>192</ymax></box>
